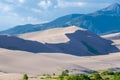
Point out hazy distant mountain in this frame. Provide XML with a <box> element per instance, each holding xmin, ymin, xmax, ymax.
<box><xmin>0</xmin><ymin>14</ymin><xmax>82</xmax><ymax>35</ymax></box>
<box><xmin>95</xmin><ymin>3</ymin><xmax>120</xmax><ymax>15</ymax></box>
<box><xmin>1</xmin><ymin>26</ymin><xmax>118</xmax><ymax>56</ymax></box>
<box><xmin>0</xmin><ymin>3</ymin><xmax>120</xmax><ymax>35</ymax></box>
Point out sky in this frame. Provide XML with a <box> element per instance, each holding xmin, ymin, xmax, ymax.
<box><xmin>0</xmin><ymin>0</ymin><xmax>120</xmax><ymax>31</ymax></box>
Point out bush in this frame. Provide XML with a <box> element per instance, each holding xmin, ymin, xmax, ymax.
<box><xmin>22</xmin><ymin>74</ymin><xmax>28</xmax><ymax>80</ymax></box>
<box><xmin>46</xmin><ymin>74</ymin><xmax>51</xmax><ymax>79</ymax></box>
<box><xmin>89</xmin><ymin>73</ymin><xmax>103</xmax><ymax>80</ymax></box>
<box><xmin>100</xmin><ymin>70</ymin><xmax>114</xmax><ymax>76</ymax></box>
<box><xmin>110</xmin><ymin>75</ymin><xmax>120</xmax><ymax>80</ymax></box>
<box><xmin>57</xmin><ymin>70</ymin><xmax>120</xmax><ymax>80</ymax></box>
<box><xmin>62</xmin><ymin>74</ymin><xmax>90</xmax><ymax>80</ymax></box>
<box><xmin>58</xmin><ymin>75</ymin><xmax>64</xmax><ymax>80</ymax></box>
<box><xmin>61</xmin><ymin>70</ymin><xmax>69</xmax><ymax>76</ymax></box>
<box><xmin>110</xmin><ymin>71</ymin><xmax>120</xmax><ymax>80</ymax></box>
<box><xmin>79</xmin><ymin>74</ymin><xmax>90</xmax><ymax>80</ymax></box>
<box><xmin>114</xmin><ymin>71</ymin><xmax>120</xmax><ymax>75</ymax></box>
<box><xmin>53</xmin><ymin>73</ymin><xmax>56</xmax><ymax>76</ymax></box>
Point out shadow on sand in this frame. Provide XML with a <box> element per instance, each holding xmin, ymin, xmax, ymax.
<box><xmin>0</xmin><ymin>30</ymin><xmax>119</xmax><ymax>56</ymax></box>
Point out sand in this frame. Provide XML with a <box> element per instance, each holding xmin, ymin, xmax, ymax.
<box><xmin>0</xmin><ymin>27</ymin><xmax>119</xmax><ymax>80</ymax></box>
<box><xmin>0</xmin><ymin>48</ymin><xmax>120</xmax><ymax>80</ymax></box>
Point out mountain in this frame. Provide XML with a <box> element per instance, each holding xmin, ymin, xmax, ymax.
<box><xmin>0</xmin><ymin>14</ymin><xmax>82</xmax><ymax>35</ymax></box>
<box><xmin>0</xmin><ymin>26</ymin><xmax>119</xmax><ymax>56</ymax></box>
<box><xmin>95</xmin><ymin>3</ymin><xmax>120</xmax><ymax>15</ymax></box>
<box><xmin>68</xmin><ymin>14</ymin><xmax>120</xmax><ymax>34</ymax></box>
<box><xmin>0</xmin><ymin>3</ymin><xmax>120</xmax><ymax>35</ymax></box>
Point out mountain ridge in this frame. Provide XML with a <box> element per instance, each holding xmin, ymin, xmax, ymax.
<box><xmin>95</xmin><ymin>3</ymin><xmax>120</xmax><ymax>15</ymax></box>
<box><xmin>0</xmin><ymin>3</ymin><xmax>120</xmax><ymax>35</ymax></box>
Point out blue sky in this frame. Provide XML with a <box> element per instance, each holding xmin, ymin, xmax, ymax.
<box><xmin>0</xmin><ymin>0</ymin><xmax>120</xmax><ymax>31</ymax></box>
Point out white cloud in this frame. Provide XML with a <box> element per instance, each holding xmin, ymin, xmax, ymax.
<box><xmin>38</xmin><ymin>0</ymin><xmax>52</xmax><ymax>10</ymax></box>
<box><xmin>26</xmin><ymin>16</ymin><xmax>38</xmax><ymax>22</ymax></box>
<box><xmin>56</xmin><ymin>0</ymin><xmax>86</xmax><ymax>8</ymax></box>
<box><xmin>0</xmin><ymin>3</ymin><xmax>13</xmax><ymax>12</ymax></box>
<box><xmin>19</xmin><ymin>0</ymin><xmax>26</xmax><ymax>4</ymax></box>
<box><xmin>31</xmin><ymin>8</ymin><xmax>42</xmax><ymax>13</ymax></box>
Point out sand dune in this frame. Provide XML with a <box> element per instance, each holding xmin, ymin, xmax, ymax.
<box><xmin>103</xmin><ymin>32</ymin><xmax>120</xmax><ymax>49</ymax></box>
<box><xmin>0</xmin><ymin>48</ymin><xmax>120</xmax><ymax>75</ymax></box>
<box><xmin>0</xmin><ymin>48</ymin><xmax>120</xmax><ymax>80</ymax></box>
<box><xmin>19</xmin><ymin>26</ymin><xmax>82</xmax><ymax>43</ymax></box>
<box><xmin>0</xmin><ymin>27</ymin><xmax>120</xmax><ymax>80</ymax></box>
<box><xmin>103</xmin><ymin>33</ymin><xmax>120</xmax><ymax>40</ymax></box>
<box><xmin>18</xmin><ymin>26</ymin><xmax>119</xmax><ymax>55</ymax></box>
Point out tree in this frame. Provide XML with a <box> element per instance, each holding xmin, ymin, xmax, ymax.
<box><xmin>23</xmin><ymin>74</ymin><xmax>28</xmax><ymax>80</ymax></box>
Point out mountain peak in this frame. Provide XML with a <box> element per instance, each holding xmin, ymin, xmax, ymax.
<box><xmin>104</xmin><ymin>3</ymin><xmax>120</xmax><ymax>10</ymax></box>
<box><xmin>112</xmin><ymin>3</ymin><xmax>120</xmax><ymax>6</ymax></box>
<box><xmin>95</xmin><ymin>3</ymin><xmax>120</xmax><ymax>15</ymax></box>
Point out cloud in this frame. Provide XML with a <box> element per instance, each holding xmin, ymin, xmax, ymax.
<box><xmin>38</xmin><ymin>0</ymin><xmax>52</xmax><ymax>10</ymax></box>
<box><xmin>0</xmin><ymin>3</ymin><xmax>13</xmax><ymax>12</ymax></box>
<box><xmin>19</xmin><ymin>0</ymin><xmax>26</xmax><ymax>4</ymax></box>
<box><xmin>55</xmin><ymin>0</ymin><xmax>111</xmax><ymax>9</ymax></box>
<box><xmin>31</xmin><ymin>8</ymin><xmax>42</xmax><ymax>13</ymax></box>
<box><xmin>55</xmin><ymin>0</ymin><xmax>86</xmax><ymax>8</ymax></box>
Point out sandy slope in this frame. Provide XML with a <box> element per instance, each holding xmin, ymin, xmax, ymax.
<box><xmin>18</xmin><ymin>26</ymin><xmax>119</xmax><ymax>55</ymax></box>
<box><xmin>0</xmin><ymin>48</ymin><xmax>120</xmax><ymax>75</ymax></box>
<box><xmin>19</xmin><ymin>26</ymin><xmax>82</xmax><ymax>43</ymax></box>
<box><xmin>0</xmin><ymin>27</ymin><xmax>120</xmax><ymax>80</ymax></box>
<box><xmin>103</xmin><ymin>32</ymin><xmax>120</xmax><ymax>49</ymax></box>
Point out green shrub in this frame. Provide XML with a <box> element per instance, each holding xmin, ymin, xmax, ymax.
<box><xmin>109</xmin><ymin>71</ymin><xmax>120</xmax><ymax>80</ymax></box>
<box><xmin>114</xmin><ymin>71</ymin><xmax>120</xmax><ymax>75</ymax></box>
<box><xmin>45</xmin><ymin>74</ymin><xmax>51</xmax><ymax>79</ymax></box>
<box><xmin>59</xmin><ymin>74</ymin><xmax>90</xmax><ymax>80</ymax></box>
<box><xmin>100</xmin><ymin>70</ymin><xmax>114</xmax><ymax>76</ymax></box>
<box><xmin>22</xmin><ymin>74</ymin><xmax>28</xmax><ymax>80</ymax></box>
<box><xmin>110</xmin><ymin>75</ymin><xmax>120</xmax><ymax>80</ymax></box>
<box><xmin>57</xmin><ymin>70</ymin><xmax>120</xmax><ymax>80</ymax></box>
<box><xmin>58</xmin><ymin>75</ymin><xmax>64</xmax><ymax>80</ymax></box>
<box><xmin>61</xmin><ymin>70</ymin><xmax>69</xmax><ymax>76</ymax></box>
<box><xmin>89</xmin><ymin>73</ymin><xmax>103</xmax><ymax>80</ymax></box>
